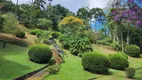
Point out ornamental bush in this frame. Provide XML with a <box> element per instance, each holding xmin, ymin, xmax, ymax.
<box><xmin>125</xmin><ymin>67</ymin><xmax>135</xmax><ymax>78</ymax></box>
<box><xmin>108</xmin><ymin>54</ymin><xmax>129</xmax><ymax>70</ymax></box>
<box><xmin>110</xmin><ymin>41</ymin><xmax>121</xmax><ymax>51</ymax></box>
<box><xmin>52</xmin><ymin>32</ymin><xmax>61</xmax><ymax>38</ymax></box>
<box><xmin>82</xmin><ymin>52</ymin><xmax>110</xmax><ymax>74</ymax></box>
<box><xmin>28</xmin><ymin>44</ymin><xmax>52</xmax><ymax>63</ymax></box>
<box><xmin>58</xmin><ymin>35</ymin><xmax>71</xmax><ymax>49</ymax></box>
<box><xmin>47</xmin><ymin>64</ymin><xmax>61</xmax><ymax>74</ymax></box>
<box><xmin>15</xmin><ymin>31</ymin><xmax>26</xmax><ymax>38</ymax></box>
<box><xmin>118</xmin><ymin>52</ymin><xmax>128</xmax><ymax>60</ymax></box>
<box><xmin>97</xmin><ymin>37</ymin><xmax>113</xmax><ymax>46</ymax></box>
<box><xmin>30</xmin><ymin>29</ymin><xmax>42</xmax><ymax>35</ymax></box>
<box><xmin>61</xmin><ymin>41</ymin><xmax>70</xmax><ymax>50</ymax></box>
<box><xmin>58</xmin><ymin>34</ymin><xmax>68</xmax><ymax>42</ymax></box>
<box><xmin>125</xmin><ymin>45</ymin><xmax>140</xmax><ymax>57</ymax></box>
<box><xmin>44</xmin><ymin>40</ymin><xmax>51</xmax><ymax>45</ymax></box>
<box><xmin>69</xmin><ymin>36</ymin><xmax>92</xmax><ymax>56</ymax></box>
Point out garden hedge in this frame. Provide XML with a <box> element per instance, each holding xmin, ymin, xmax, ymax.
<box><xmin>108</xmin><ymin>53</ymin><xmax>129</xmax><ymax>70</ymax></box>
<box><xmin>125</xmin><ymin>45</ymin><xmax>140</xmax><ymax>57</ymax></box>
<box><xmin>28</xmin><ymin>44</ymin><xmax>52</xmax><ymax>63</ymax></box>
<box><xmin>30</xmin><ymin>29</ymin><xmax>42</xmax><ymax>35</ymax></box>
<box><xmin>15</xmin><ymin>31</ymin><xmax>25</xmax><ymax>38</ymax></box>
<box><xmin>125</xmin><ymin>67</ymin><xmax>135</xmax><ymax>78</ymax></box>
<box><xmin>82</xmin><ymin>52</ymin><xmax>110</xmax><ymax>74</ymax></box>
<box><xmin>52</xmin><ymin>32</ymin><xmax>61</xmax><ymax>38</ymax></box>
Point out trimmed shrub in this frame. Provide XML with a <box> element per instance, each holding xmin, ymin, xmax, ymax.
<box><xmin>44</xmin><ymin>40</ymin><xmax>51</xmax><ymax>45</ymax></box>
<box><xmin>52</xmin><ymin>32</ymin><xmax>61</xmax><ymax>38</ymax></box>
<box><xmin>108</xmin><ymin>54</ymin><xmax>129</xmax><ymax>70</ymax></box>
<box><xmin>28</xmin><ymin>44</ymin><xmax>52</xmax><ymax>63</ymax></box>
<box><xmin>110</xmin><ymin>42</ymin><xmax>121</xmax><ymax>51</ymax></box>
<box><xmin>82</xmin><ymin>52</ymin><xmax>110</xmax><ymax>74</ymax></box>
<box><xmin>97</xmin><ymin>40</ymin><xmax>106</xmax><ymax>45</ymax></box>
<box><xmin>118</xmin><ymin>52</ymin><xmax>128</xmax><ymax>60</ymax></box>
<box><xmin>125</xmin><ymin>67</ymin><xmax>135</xmax><ymax>78</ymax></box>
<box><xmin>36</xmin><ymin>31</ymin><xmax>44</xmax><ymax>38</ymax></box>
<box><xmin>15</xmin><ymin>31</ymin><xmax>25</xmax><ymax>38</ymax></box>
<box><xmin>47</xmin><ymin>64</ymin><xmax>61</xmax><ymax>74</ymax></box>
<box><xmin>125</xmin><ymin>45</ymin><xmax>140</xmax><ymax>57</ymax></box>
<box><xmin>58</xmin><ymin>34</ymin><xmax>68</xmax><ymax>42</ymax></box>
<box><xmin>97</xmin><ymin>37</ymin><xmax>113</xmax><ymax>46</ymax></box>
<box><xmin>58</xmin><ymin>35</ymin><xmax>71</xmax><ymax>49</ymax></box>
<box><xmin>30</xmin><ymin>29</ymin><xmax>42</xmax><ymax>35</ymax></box>
<box><xmin>61</xmin><ymin>41</ymin><xmax>70</xmax><ymax>50</ymax></box>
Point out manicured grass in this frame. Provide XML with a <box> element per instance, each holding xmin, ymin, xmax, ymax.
<box><xmin>0</xmin><ymin>42</ymin><xmax>46</xmax><ymax>80</ymax></box>
<box><xmin>44</xmin><ymin>50</ymin><xmax>96</xmax><ymax>80</ymax></box>
<box><xmin>93</xmin><ymin>44</ymin><xmax>142</xmax><ymax>80</ymax></box>
<box><xmin>45</xmin><ymin>44</ymin><xmax>142</xmax><ymax>80</ymax></box>
<box><xmin>92</xmin><ymin>44</ymin><xmax>117</xmax><ymax>55</ymax></box>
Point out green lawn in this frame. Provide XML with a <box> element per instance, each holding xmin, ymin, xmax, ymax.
<box><xmin>45</xmin><ymin>44</ymin><xmax>142</xmax><ymax>80</ymax></box>
<box><xmin>44</xmin><ymin>50</ymin><xmax>96</xmax><ymax>80</ymax></box>
<box><xmin>0</xmin><ymin>42</ymin><xmax>45</xmax><ymax>80</ymax></box>
<box><xmin>93</xmin><ymin>45</ymin><xmax>142</xmax><ymax>80</ymax></box>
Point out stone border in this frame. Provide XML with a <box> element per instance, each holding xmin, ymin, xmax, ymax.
<box><xmin>14</xmin><ymin>38</ymin><xmax>63</xmax><ymax>80</ymax></box>
<box><xmin>13</xmin><ymin>65</ymin><xmax>49</xmax><ymax>80</ymax></box>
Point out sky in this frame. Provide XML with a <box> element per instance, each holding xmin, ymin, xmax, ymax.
<box><xmin>11</xmin><ymin>0</ymin><xmax>109</xmax><ymax>13</ymax></box>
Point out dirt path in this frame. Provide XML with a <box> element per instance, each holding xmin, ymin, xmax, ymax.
<box><xmin>52</xmin><ymin>49</ymin><xmax>62</xmax><ymax>64</ymax></box>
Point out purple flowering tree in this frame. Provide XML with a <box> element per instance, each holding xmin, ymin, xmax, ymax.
<box><xmin>111</xmin><ymin>0</ymin><xmax>142</xmax><ymax>44</ymax></box>
<box><xmin>107</xmin><ymin>0</ymin><xmax>142</xmax><ymax>51</ymax></box>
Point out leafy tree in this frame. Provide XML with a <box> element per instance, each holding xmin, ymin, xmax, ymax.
<box><xmin>19</xmin><ymin>4</ymin><xmax>40</xmax><ymax>28</ymax></box>
<box><xmin>0</xmin><ymin>0</ymin><xmax>16</xmax><ymax>13</ymax></box>
<box><xmin>37</xmin><ymin>18</ymin><xmax>53</xmax><ymax>30</ymax></box>
<box><xmin>1</xmin><ymin>13</ymin><xmax>19</xmax><ymax>33</ymax></box>
<box><xmin>40</xmin><ymin>4</ymin><xmax>72</xmax><ymax>31</ymax></box>
<box><xmin>33</xmin><ymin>0</ymin><xmax>46</xmax><ymax>9</ymax></box>
<box><xmin>0</xmin><ymin>0</ymin><xmax>6</xmax><ymax>3</ymax></box>
<box><xmin>59</xmin><ymin>16</ymin><xmax>84</xmax><ymax>35</ymax></box>
<box><xmin>76</xmin><ymin>7</ymin><xmax>90</xmax><ymax>19</ymax></box>
<box><xmin>83</xmin><ymin>30</ymin><xmax>100</xmax><ymax>43</ymax></box>
<box><xmin>52</xmin><ymin>4</ymin><xmax>70</xmax><ymax>18</ymax></box>
<box><xmin>90</xmin><ymin>8</ymin><xmax>104</xmax><ymax>19</ymax></box>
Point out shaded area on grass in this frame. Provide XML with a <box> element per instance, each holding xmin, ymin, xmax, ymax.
<box><xmin>0</xmin><ymin>33</ymin><xmax>36</xmax><ymax>47</ymax></box>
<box><xmin>0</xmin><ymin>42</ymin><xmax>45</xmax><ymax>80</ymax></box>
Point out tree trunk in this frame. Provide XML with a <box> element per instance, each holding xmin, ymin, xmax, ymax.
<box><xmin>113</xmin><ymin>35</ymin><xmax>116</xmax><ymax>42</ymax></box>
<box><xmin>121</xmin><ymin>32</ymin><xmax>124</xmax><ymax>52</ymax></box>
<box><xmin>3</xmin><ymin>42</ymin><xmax>6</xmax><ymax>48</ymax></box>
<box><xmin>116</xmin><ymin>36</ymin><xmax>119</xmax><ymax>43</ymax></box>
<box><xmin>126</xmin><ymin>29</ymin><xmax>129</xmax><ymax>44</ymax></box>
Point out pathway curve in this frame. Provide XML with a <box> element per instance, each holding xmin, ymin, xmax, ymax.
<box><xmin>25</xmin><ymin>49</ymin><xmax>62</xmax><ymax>80</ymax></box>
